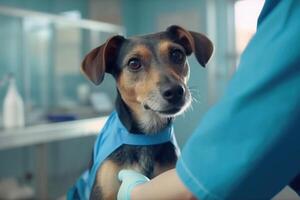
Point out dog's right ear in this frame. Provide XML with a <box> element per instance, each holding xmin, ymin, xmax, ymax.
<box><xmin>81</xmin><ymin>35</ymin><xmax>125</xmax><ymax>85</ymax></box>
<box><xmin>166</xmin><ymin>25</ymin><xmax>213</xmax><ymax>67</ymax></box>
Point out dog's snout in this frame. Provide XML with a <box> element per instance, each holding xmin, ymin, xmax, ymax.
<box><xmin>161</xmin><ymin>84</ymin><xmax>185</xmax><ymax>104</ymax></box>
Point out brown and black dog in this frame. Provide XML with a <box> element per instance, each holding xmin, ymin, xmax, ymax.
<box><xmin>81</xmin><ymin>25</ymin><xmax>213</xmax><ymax>199</ymax></box>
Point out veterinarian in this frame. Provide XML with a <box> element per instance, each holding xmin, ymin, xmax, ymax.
<box><xmin>117</xmin><ymin>0</ymin><xmax>300</xmax><ymax>199</ymax></box>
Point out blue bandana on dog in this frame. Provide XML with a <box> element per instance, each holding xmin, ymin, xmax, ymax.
<box><xmin>67</xmin><ymin>111</ymin><xmax>179</xmax><ymax>199</ymax></box>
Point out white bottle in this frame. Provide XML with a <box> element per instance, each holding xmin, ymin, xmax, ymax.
<box><xmin>3</xmin><ymin>76</ymin><xmax>25</xmax><ymax>129</ymax></box>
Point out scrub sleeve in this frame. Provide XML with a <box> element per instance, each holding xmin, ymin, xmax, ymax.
<box><xmin>176</xmin><ymin>0</ymin><xmax>300</xmax><ymax>199</ymax></box>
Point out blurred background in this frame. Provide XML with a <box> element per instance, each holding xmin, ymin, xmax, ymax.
<box><xmin>0</xmin><ymin>0</ymin><xmax>264</xmax><ymax>199</ymax></box>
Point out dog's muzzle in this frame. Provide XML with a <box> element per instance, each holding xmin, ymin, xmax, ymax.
<box><xmin>143</xmin><ymin>85</ymin><xmax>191</xmax><ymax>116</ymax></box>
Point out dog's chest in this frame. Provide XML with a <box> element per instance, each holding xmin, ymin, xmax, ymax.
<box><xmin>108</xmin><ymin>142</ymin><xmax>177</xmax><ymax>178</ymax></box>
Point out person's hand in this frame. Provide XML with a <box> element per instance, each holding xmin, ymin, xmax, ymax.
<box><xmin>117</xmin><ymin>169</ymin><xmax>150</xmax><ymax>200</ymax></box>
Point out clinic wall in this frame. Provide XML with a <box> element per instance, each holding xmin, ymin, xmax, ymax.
<box><xmin>0</xmin><ymin>1</ymin><xmax>121</xmax><ymax>197</ymax></box>
<box><xmin>0</xmin><ymin>0</ymin><xmax>89</xmax><ymax>107</ymax></box>
<box><xmin>0</xmin><ymin>0</ymin><xmax>91</xmax><ymax>197</ymax></box>
<box><xmin>121</xmin><ymin>0</ymin><xmax>212</xmax><ymax>147</ymax></box>
<box><xmin>0</xmin><ymin>0</ymin><xmax>88</xmax><ymax>16</ymax></box>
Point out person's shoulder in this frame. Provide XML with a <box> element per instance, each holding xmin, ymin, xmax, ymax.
<box><xmin>257</xmin><ymin>0</ymin><xmax>281</xmax><ymax>26</ymax></box>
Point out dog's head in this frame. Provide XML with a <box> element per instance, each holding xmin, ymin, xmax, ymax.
<box><xmin>82</xmin><ymin>25</ymin><xmax>213</xmax><ymax>121</ymax></box>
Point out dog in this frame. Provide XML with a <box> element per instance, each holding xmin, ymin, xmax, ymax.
<box><xmin>69</xmin><ymin>25</ymin><xmax>213</xmax><ymax>200</ymax></box>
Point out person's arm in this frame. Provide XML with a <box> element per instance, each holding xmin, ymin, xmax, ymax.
<box><xmin>131</xmin><ymin>169</ymin><xmax>195</xmax><ymax>200</ymax></box>
<box><xmin>117</xmin><ymin>169</ymin><xmax>195</xmax><ymax>200</ymax></box>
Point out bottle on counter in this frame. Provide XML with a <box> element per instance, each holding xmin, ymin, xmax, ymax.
<box><xmin>2</xmin><ymin>74</ymin><xmax>25</xmax><ymax>129</ymax></box>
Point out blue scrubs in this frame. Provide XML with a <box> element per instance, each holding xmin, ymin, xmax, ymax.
<box><xmin>68</xmin><ymin>111</ymin><xmax>178</xmax><ymax>199</ymax></box>
<box><xmin>176</xmin><ymin>0</ymin><xmax>300</xmax><ymax>199</ymax></box>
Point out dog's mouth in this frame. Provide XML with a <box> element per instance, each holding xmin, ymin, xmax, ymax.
<box><xmin>144</xmin><ymin>104</ymin><xmax>183</xmax><ymax>116</ymax></box>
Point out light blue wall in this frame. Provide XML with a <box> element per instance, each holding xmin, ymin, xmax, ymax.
<box><xmin>0</xmin><ymin>0</ymin><xmax>89</xmax><ymax>108</ymax></box>
<box><xmin>0</xmin><ymin>1</ymin><xmax>92</xmax><ymax>198</ymax></box>
<box><xmin>0</xmin><ymin>0</ymin><xmax>88</xmax><ymax>16</ymax></box>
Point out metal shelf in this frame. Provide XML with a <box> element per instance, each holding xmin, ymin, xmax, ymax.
<box><xmin>0</xmin><ymin>5</ymin><xmax>124</xmax><ymax>34</ymax></box>
<box><xmin>0</xmin><ymin>116</ymin><xmax>108</xmax><ymax>150</ymax></box>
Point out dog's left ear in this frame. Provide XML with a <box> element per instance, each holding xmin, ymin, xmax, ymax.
<box><xmin>81</xmin><ymin>35</ymin><xmax>125</xmax><ymax>85</ymax></box>
<box><xmin>166</xmin><ymin>25</ymin><xmax>213</xmax><ymax>67</ymax></box>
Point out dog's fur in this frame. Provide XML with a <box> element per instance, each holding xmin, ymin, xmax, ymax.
<box><xmin>81</xmin><ymin>25</ymin><xmax>213</xmax><ymax>200</ymax></box>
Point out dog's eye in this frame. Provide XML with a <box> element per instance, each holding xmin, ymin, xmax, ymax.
<box><xmin>170</xmin><ymin>49</ymin><xmax>185</xmax><ymax>64</ymax></box>
<box><xmin>128</xmin><ymin>58</ymin><xmax>142</xmax><ymax>71</ymax></box>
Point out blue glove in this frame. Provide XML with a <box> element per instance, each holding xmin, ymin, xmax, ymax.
<box><xmin>117</xmin><ymin>169</ymin><xmax>150</xmax><ymax>200</ymax></box>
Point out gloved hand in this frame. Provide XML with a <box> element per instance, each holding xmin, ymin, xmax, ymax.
<box><xmin>117</xmin><ymin>169</ymin><xmax>150</xmax><ymax>200</ymax></box>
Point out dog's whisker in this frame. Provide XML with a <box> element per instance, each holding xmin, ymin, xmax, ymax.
<box><xmin>189</xmin><ymin>88</ymin><xmax>200</xmax><ymax>94</ymax></box>
<box><xmin>187</xmin><ymin>103</ymin><xmax>194</xmax><ymax>113</ymax></box>
<box><xmin>191</xmin><ymin>96</ymin><xmax>199</xmax><ymax>103</ymax></box>
<box><xmin>191</xmin><ymin>93</ymin><xmax>202</xmax><ymax>104</ymax></box>
<box><xmin>188</xmin><ymin>85</ymin><xmax>199</xmax><ymax>90</ymax></box>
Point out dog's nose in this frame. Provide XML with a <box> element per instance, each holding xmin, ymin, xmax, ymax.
<box><xmin>161</xmin><ymin>84</ymin><xmax>185</xmax><ymax>104</ymax></box>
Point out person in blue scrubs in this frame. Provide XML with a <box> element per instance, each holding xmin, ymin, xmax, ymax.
<box><xmin>117</xmin><ymin>0</ymin><xmax>300</xmax><ymax>199</ymax></box>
